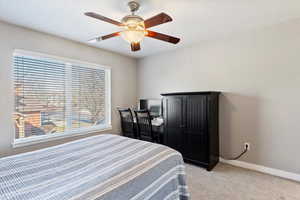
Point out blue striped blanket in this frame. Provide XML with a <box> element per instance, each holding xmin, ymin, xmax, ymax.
<box><xmin>0</xmin><ymin>134</ymin><xmax>190</xmax><ymax>200</ymax></box>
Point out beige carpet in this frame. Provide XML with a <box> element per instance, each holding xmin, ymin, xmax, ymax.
<box><xmin>185</xmin><ymin>163</ymin><xmax>300</xmax><ymax>200</ymax></box>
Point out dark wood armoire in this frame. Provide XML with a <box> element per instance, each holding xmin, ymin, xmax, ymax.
<box><xmin>161</xmin><ymin>92</ymin><xmax>220</xmax><ymax>171</ymax></box>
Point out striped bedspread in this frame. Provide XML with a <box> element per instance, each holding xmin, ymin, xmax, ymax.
<box><xmin>0</xmin><ymin>134</ymin><xmax>190</xmax><ymax>200</ymax></box>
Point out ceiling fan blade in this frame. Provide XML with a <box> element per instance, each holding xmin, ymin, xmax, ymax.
<box><xmin>88</xmin><ymin>32</ymin><xmax>120</xmax><ymax>43</ymax></box>
<box><xmin>131</xmin><ymin>42</ymin><xmax>141</xmax><ymax>51</ymax></box>
<box><xmin>144</xmin><ymin>13</ymin><xmax>172</xmax><ymax>28</ymax></box>
<box><xmin>146</xmin><ymin>31</ymin><xmax>180</xmax><ymax>44</ymax></box>
<box><xmin>85</xmin><ymin>12</ymin><xmax>123</xmax><ymax>26</ymax></box>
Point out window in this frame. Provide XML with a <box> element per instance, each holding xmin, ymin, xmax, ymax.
<box><xmin>13</xmin><ymin>50</ymin><xmax>111</xmax><ymax>147</ymax></box>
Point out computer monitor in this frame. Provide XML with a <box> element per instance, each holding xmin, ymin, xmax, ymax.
<box><xmin>139</xmin><ymin>99</ymin><xmax>162</xmax><ymax>118</ymax></box>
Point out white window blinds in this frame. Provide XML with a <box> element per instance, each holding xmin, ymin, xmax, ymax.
<box><xmin>13</xmin><ymin>51</ymin><xmax>111</xmax><ymax>143</ymax></box>
<box><xmin>71</xmin><ymin>65</ymin><xmax>106</xmax><ymax>129</ymax></box>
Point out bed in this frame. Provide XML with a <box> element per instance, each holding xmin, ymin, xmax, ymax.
<box><xmin>0</xmin><ymin>134</ymin><xmax>190</xmax><ymax>200</ymax></box>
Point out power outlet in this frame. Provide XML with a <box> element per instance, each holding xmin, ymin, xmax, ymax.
<box><xmin>244</xmin><ymin>143</ymin><xmax>250</xmax><ymax>151</ymax></box>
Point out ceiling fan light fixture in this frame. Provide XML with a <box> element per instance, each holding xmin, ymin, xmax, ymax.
<box><xmin>120</xmin><ymin>29</ymin><xmax>145</xmax><ymax>43</ymax></box>
<box><xmin>120</xmin><ymin>15</ymin><xmax>146</xmax><ymax>43</ymax></box>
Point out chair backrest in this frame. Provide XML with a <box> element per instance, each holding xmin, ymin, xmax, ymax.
<box><xmin>134</xmin><ymin>109</ymin><xmax>154</xmax><ymax>142</ymax></box>
<box><xmin>118</xmin><ymin>108</ymin><xmax>136</xmax><ymax>138</ymax></box>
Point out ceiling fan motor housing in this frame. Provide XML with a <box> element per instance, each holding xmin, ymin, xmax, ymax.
<box><xmin>122</xmin><ymin>1</ymin><xmax>144</xmax><ymax>29</ymax></box>
<box><xmin>122</xmin><ymin>15</ymin><xmax>144</xmax><ymax>26</ymax></box>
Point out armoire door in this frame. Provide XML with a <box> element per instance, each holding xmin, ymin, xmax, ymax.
<box><xmin>163</xmin><ymin>96</ymin><xmax>185</xmax><ymax>153</ymax></box>
<box><xmin>183</xmin><ymin>95</ymin><xmax>208</xmax><ymax>163</ymax></box>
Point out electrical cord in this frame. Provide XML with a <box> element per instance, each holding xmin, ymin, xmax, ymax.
<box><xmin>220</xmin><ymin>147</ymin><xmax>248</xmax><ymax>160</ymax></box>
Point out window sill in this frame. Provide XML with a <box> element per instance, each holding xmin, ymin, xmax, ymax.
<box><xmin>12</xmin><ymin>125</ymin><xmax>112</xmax><ymax>148</ymax></box>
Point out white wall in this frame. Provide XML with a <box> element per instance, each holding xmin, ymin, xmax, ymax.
<box><xmin>0</xmin><ymin>21</ymin><xmax>137</xmax><ymax>157</ymax></box>
<box><xmin>137</xmin><ymin>18</ymin><xmax>300</xmax><ymax>174</ymax></box>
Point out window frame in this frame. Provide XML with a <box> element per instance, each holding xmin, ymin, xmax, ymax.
<box><xmin>12</xmin><ymin>49</ymin><xmax>112</xmax><ymax>148</ymax></box>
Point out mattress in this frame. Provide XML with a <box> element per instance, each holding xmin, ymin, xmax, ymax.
<box><xmin>0</xmin><ymin>134</ymin><xmax>189</xmax><ymax>200</ymax></box>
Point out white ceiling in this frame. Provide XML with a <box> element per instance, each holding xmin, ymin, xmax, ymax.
<box><xmin>1</xmin><ymin>0</ymin><xmax>300</xmax><ymax>58</ymax></box>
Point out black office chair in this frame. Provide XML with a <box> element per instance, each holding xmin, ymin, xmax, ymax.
<box><xmin>134</xmin><ymin>109</ymin><xmax>159</xmax><ymax>143</ymax></box>
<box><xmin>117</xmin><ymin>108</ymin><xmax>136</xmax><ymax>138</ymax></box>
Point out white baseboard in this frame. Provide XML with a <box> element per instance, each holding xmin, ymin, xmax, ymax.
<box><xmin>220</xmin><ymin>158</ymin><xmax>300</xmax><ymax>183</ymax></box>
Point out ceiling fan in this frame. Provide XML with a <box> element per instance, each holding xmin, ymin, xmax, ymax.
<box><xmin>85</xmin><ymin>1</ymin><xmax>180</xmax><ymax>52</ymax></box>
